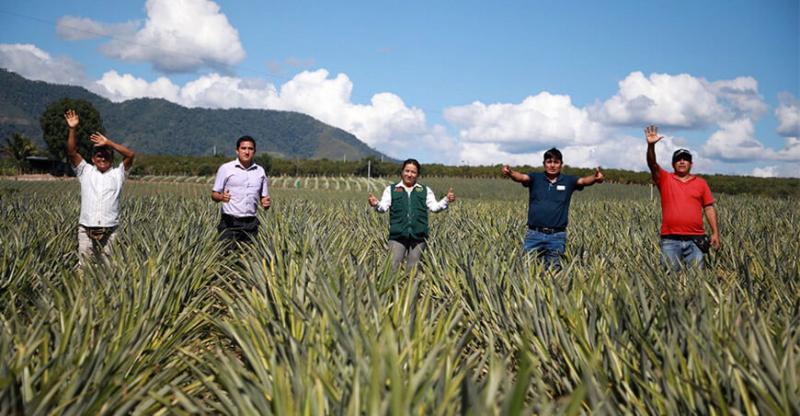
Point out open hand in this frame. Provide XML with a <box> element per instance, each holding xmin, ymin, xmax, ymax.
<box><xmin>64</xmin><ymin>109</ymin><xmax>79</xmax><ymax>128</ymax></box>
<box><xmin>89</xmin><ymin>132</ymin><xmax>109</xmax><ymax>147</ymax></box>
<box><xmin>645</xmin><ymin>125</ymin><xmax>663</xmax><ymax>144</ymax></box>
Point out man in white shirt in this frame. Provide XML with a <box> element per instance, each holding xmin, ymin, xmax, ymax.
<box><xmin>65</xmin><ymin>109</ymin><xmax>135</xmax><ymax>264</ymax></box>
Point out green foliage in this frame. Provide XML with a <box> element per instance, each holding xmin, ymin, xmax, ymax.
<box><xmin>126</xmin><ymin>155</ymin><xmax>800</xmax><ymax>198</ymax></box>
<box><xmin>0</xmin><ymin>179</ymin><xmax>798</xmax><ymax>414</ymax></box>
<box><xmin>40</xmin><ymin>98</ymin><xmax>105</xmax><ymax>169</ymax></box>
<box><xmin>1</xmin><ymin>133</ymin><xmax>38</xmax><ymax>171</ymax></box>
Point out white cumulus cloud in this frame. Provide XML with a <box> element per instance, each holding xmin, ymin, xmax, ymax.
<box><xmin>89</xmin><ymin>68</ymin><xmax>456</xmax><ymax>160</ymax></box>
<box><xmin>71</xmin><ymin>0</ymin><xmax>246</xmax><ymax>73</ymax></box>
<box><xmin>0</xmin><ymin>43</ymin><xmax>87</xmax><ymax>85</ymax></box>
<box><xmin>775</xmin><ymin>92</ymin><xmax>800</xmax><ymax>137</ymax></box>
<box><xmin>444</xmin><ymin>92</ymin><xmax>608</xmax><ymax>153</ymax></box>
<box><xmin>591</xmin><ymin>72</ymin><xmax>766</xmax><ymax>128</ymax></box>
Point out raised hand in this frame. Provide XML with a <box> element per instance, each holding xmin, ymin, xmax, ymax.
<box><xmin>367</xmin><ymin>192</ymin><xmax>378</xmax><ymax>207</ymax></box>
<box><xmin>501</xmin><ymin>165</ymin><xmax>511</xmax><ymax>177</ymax></box>
<box><xmin>64</xmin><ymin>109</ymin><xmax>79</xmax><ymax>128</ymax></box>
<box><xmin>594</xmin><ymin>167</ymin><xmax>604</xmax><ymax>183</ymax></box>
<box><xmin>89</xmin><ymin>132</ymin><xmax>110</xmax><ymax>147</ymax></box>
<box><xmin>645</xmin><ymin>125</ymin><xmax>663</xmax><ymax>144</ymax></box>
<box><xmin>446</xmin><ymin>187</ymin><xmax>455</xmax><ymax>202</ymax></box>
<box><xmin>261</xmin><ymin>195</ymin><xmax>271</xmax><ymax>209</ymax></box>
<box><xmin>222</xmin><ymin>190</ymin><xmax>231</xmax><ymax>203</ymax></box>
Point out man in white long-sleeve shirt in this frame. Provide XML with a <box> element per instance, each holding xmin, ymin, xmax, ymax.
<box><xmin>368</xmin><ymin>159</ymin><xmax>455</xmax><ymax>271</ymax></box>
<box><xmin>64</xmin><ymin>109</ymin><xmax>135</xmax><ymax>264</ymax></box>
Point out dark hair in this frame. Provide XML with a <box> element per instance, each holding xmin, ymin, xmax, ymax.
<box><xmin>543</xmin><ymin>147</ymin><xmax>563</xmax><ymax>162</ymax></box>
<box><xmin>401</xmin><ymin>158</ymin><xmax>421</xmax><ymax>175</ymax></box>
<box><xmin>236</xmin><ymin>135</ymin><xmax>256</xmax><ymax>150</ymax></box>
<box><xmin>92</xmin><ymin>146</ymin><xmax>113</xmax><ymax>158</ymax></box>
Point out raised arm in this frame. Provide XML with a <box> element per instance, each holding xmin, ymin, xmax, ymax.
<box><xmin>645</xmin><ymin>125</ymin><xmax>662</xmax><ymax>183</ymax></box>
<box><xmin>501</xmin><ymin>165</ymin><xmax>531</xmax><ymax>184</ymax></box>
<box><xmin>90</xmin><ymin>132</ymin><xmax>135</xmax><ymax>171</ymax></box>
<box><xmin>577</xmin><ymin>167</ymin><xmax>604</xmax><ymax>187</ymax></box>
<box><xmin>64</xmin><ymin>110</ymin><xmax>84</xmax><ymax>167</ymax></box>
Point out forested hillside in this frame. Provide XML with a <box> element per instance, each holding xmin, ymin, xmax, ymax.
<box><xmin>0</xmin><ymin>69</ymin><xmax>388</xmax><ymax>160</ymax></box>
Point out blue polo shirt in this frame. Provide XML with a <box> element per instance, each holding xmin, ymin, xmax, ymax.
<box><xmin>523</xmin><ymin>172</ymin><xmax>582</xmax><ymax>229</ymax></box>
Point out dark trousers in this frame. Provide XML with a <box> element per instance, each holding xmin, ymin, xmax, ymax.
<box><xmin>217</xmin><ymin>213</ymin><xmax>259</xmax><ymax>243</ymax></box>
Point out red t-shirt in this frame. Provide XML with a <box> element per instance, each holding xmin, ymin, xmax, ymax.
<box><xmin>657</xmin><ymin>168</ymin><xmax>714</xmax><ymax>236</ymax></box>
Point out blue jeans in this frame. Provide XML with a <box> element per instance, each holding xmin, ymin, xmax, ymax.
<box><xmin>660</xmin><ymin>238</ymin><xmax>704</xmax><ymax>271</ymax></box>
<box><xmin>523</xmin><ymin>229</ymin><xmax>566</xmax><ymax>270</ymax></box>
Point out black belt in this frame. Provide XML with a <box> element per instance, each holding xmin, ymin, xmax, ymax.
<box><xmin>529</xmin><ymin>226</ymin><xmax>566</xmax><ymax>234</ymax></box>
<box><xmin>662</xmin><ymin>234</ymin><xmax>702</xmax><ymax>241</ymax></box>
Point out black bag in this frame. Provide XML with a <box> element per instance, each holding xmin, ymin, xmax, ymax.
<box><xmin>693</xmin><ymin>235</ymin><xmax>711</xmax><ymax>254</ymax></box>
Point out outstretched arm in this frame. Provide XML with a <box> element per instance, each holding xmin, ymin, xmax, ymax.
<box><xmin>704</xmin><ymin>205</ymin><xmax>720</xmax><ymax>250</ymax></box>
<box><xmin>501</xmin><ymin>165</ymin><xmax>531</xmax><ymax>185</ymax></box>
<box><xmin>64</xmin><ymin>110</ymin><xmax>84</xmax><ymax>167</ymax></box>
<box><xmin>90</xmin><ymin>132</ymin><xmax>135</xmax><ymax>171</ymax></box>
<box><xmin>645</xmin><ymin>125</ymin><xmax>662</xmax><ymax>183</ymax></box>
<box><xmin>577</xmin><ymin>167</ymin><xmax>604</xmax><ymax>187</ymax></box>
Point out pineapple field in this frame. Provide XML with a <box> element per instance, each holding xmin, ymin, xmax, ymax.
<box><xmin>1</xmin><ymin>177</ymin><xmax>798</xmax><ymax>415</ymax></box>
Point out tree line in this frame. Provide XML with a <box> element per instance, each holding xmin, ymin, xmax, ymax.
<box><xmin>1</xmin><ymin>97</ymin><xmax>798</xmax><ymax>199</ymax></box>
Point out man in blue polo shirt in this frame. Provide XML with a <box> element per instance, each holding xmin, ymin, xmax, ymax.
<box><xmin>502</xmin><ymin>148</ymin><xmax>604</xmax><ymax>269</ymax></box>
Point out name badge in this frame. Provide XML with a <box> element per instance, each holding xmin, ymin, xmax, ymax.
<box><xmin>557</xmin><ymin>185</ymin><xmax>566</xmax><ymax>191</ymax></box>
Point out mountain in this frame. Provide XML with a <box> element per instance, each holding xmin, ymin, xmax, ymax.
<box><xmin>0</xmin><ymin>69</ymin><xmax>389</xmax><ymax>160</ymax></box>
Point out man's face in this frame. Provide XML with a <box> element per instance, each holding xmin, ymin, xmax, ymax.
<box><xmin>672</xmin><ymin>158</ymin><xmax>692</xmax><ymax>175</ymax></box>
<box><xmin>401</xmin><ymin>163</ymin><xmax>419</xmax><ymax>186</ymax></box>
<box><xmin>543</xmin><ymin>158</ymin><xmax>562</xmax><ymax>176</ymax></box>
<box><xmin>92</xmin><ymin>151</ymin><xmax>112</xmax><ymax>172</ymax></box>
<box><xmin>236</xmin><ymin>140</ymin><xmax>255</xmax><ymax>165</ymax></box>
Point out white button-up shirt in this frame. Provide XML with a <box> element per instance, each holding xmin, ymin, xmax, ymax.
<box><xmin>374</xmin><ymin>181</ymin><xmax>449</xmax><ymax>213</ymax></box>
<box><xmin>212</xmin><ymin>159</ymin><xmax>269</xmax><ymax>218</ymax></box>
<box><xmin>74</xmin><ymin>160</ymin><xmax>126</xmax><ymax>227</ymax></box>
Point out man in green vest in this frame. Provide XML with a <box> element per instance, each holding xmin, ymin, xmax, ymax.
<box><xmin>368</xmin><ymin>159</ymin><xmax>456</xmax><ymax>271</ymax></box>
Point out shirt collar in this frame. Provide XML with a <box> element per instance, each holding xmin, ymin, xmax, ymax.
<box><xmin>395</xmin><ymin>181</ymin><xmax>421</xmax><ymax>190</ymax></box>
<box><xmin>234</xmin><ymin>160</ymin><xmax>257</xmax><ymax>171</ymax></box>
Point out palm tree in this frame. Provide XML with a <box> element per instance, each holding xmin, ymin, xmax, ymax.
<box><xmin>2</xmin><ymin>133</ymin><xmax>38</xmax><ymax>172</ymax></box>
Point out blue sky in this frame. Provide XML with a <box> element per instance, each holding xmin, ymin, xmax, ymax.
<box><xmin>1</xmin><ymin>0</ymin><xmax>798</xmax><ymax>176</ymax></box>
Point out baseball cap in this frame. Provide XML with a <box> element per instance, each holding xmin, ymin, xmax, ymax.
<box><xmin>672</xmin><ymin>148</ymin><xmax>692</xmax><ymax>163</ymax></box>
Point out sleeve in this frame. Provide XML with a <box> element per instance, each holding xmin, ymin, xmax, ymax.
<box><xmin>375</xmin><ymin>186</ymin><xmax>392</xmax><ymax>213</ymax></box>
<box><xmin>701</xmin><ymin>181</ymin><xmax>715</xmax><ymax>206</ymax></box>
<box><xmin>212</xmin><ymin>165</ymin><xmax>227</xmax><ymax>193</ymax></box>
<box><xmin>570</xmin><ymin>175</ymin><xmax>583</xmax><ymax>191</ymax></box>
<box><xmin>522</xmin><ymin>172</ymin><xmax>536</xmax><ymax>188</ymax></box>
<box><xmin>656</xmin><ymin>167</ymin><xmax>670</xmax><ymax>188</ymax></box>
<box><xmin>261</xmin><ymin>171</ymin><xmax>269</xmax><ymax>197</ymax></box>
<box><xmin>117</xmin><ymin>163</ymin><xmax>126</xmax><ymax>184</ymax></box>
<box><xmin>73</xmin><ymin>160</ymin><xmax>86</xmax><ymax>177</ymax></box>
<box><xmin>426</xmin><ymin>187</ymin><xmax>448</xmax><ymax>212</ymax></box>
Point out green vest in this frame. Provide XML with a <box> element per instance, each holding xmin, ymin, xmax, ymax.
<box><xmin>388</xmin><ymin>183</ymin><xmax>429</xmax><ymax>242</ymax></box>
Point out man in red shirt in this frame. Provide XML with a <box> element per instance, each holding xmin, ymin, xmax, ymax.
<box><xmin>646</xmin><ymin>125</ymin><xmax>720</xmax><ymax>270</ymax></box>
